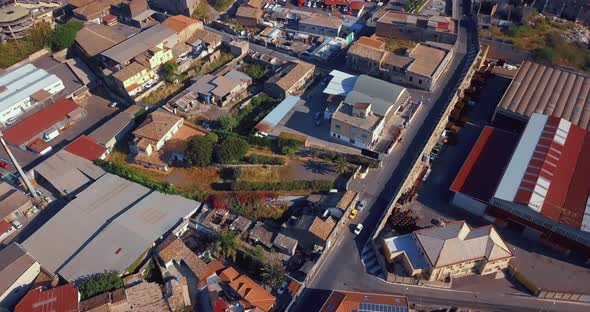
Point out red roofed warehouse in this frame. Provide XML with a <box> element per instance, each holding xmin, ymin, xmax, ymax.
<box><xmin>451</xmin><ymin>113</ymin><xmax>590</xmax><ymax>255</ymax></box>
<box><xmin>64</xmin><ymin>135</ymin><xmax>108</xmax><ymax>161</ymax></box>
<box><xmin>15</xmin><ymin>284</ymin><xmax>79</xmax><ymax>312</ymax></box>
<box><xmin>2</xmin><ymin>99</ymin><xmax>86</xmax><ymax>153</ymax></box>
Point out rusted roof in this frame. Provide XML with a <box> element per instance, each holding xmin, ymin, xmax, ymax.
<box><xmin>64</xmin><ymin>135</ymin><xmax>107</xmax><ymax>161</ymax></box>
<box><xmin>15</xmin><ymin>284</ymin><xmax>79</xmax><ymax>312</ymax></box>
<box><xmin>162</xmin><ymin>15</ymin><xmax>202</xmax><ymax>33</ymax></box>
<box><xmin>497</xmin><ymin>61</ymin><xmax>590</xmax><ymax>130</ymax></box>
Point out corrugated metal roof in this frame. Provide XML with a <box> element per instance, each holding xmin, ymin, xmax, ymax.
<box><xmin>255</xmin><ymin>96</ymin><xmax>301</xmax><ymax>134</ymax></box>
<box><xmin>497</xmin><ymin>61</ymin><xmax>590</xmax><ymax>130</ymax></box>
<box><xmin>23</xmin><ymin>173</ymin><xmax>201</xmax><ymax>281</ymax></box>
<box><xmin>101</xmin><ymin>24</ymin><xmax>177</xmax><ymax>64</ymax></box>
<box><xmin>15</xmin><ymin>284</ymin><xmax>79</xmax><ymax>312</ymax></box>
<box><xmin>323</xmin><ymin>70</ymin><xmax>358</xmax><ymax>95</ymax></box>
<box><xmin>343</xmin><ymin>75</ymin><xmax>409</xmax><ymax>117</ymax></box>
<box><xmin>0</xmin><ymin>64</ymin><xmax>64</xmax><ymax>114</ymax></box>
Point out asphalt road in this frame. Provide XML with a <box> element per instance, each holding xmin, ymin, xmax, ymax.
<box><xmin>288</xmin><ymin>3</ymin><xmax>590</xmax><ymax>312</ymax></box>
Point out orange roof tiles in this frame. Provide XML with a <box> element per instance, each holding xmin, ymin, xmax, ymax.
<box><xmin>162</xmin><ymin>15</ymin><xmax>202</xmax><ymax>33</ymax></box>
<box><xmin>320</xmin><ymin>290</ymin><xmax>408</xmax><ymax>312</ymax></box>
<box><xmin>64</xmin><ymin>135</ymin><xmax>107</xmax><ymax>161</ymax></box>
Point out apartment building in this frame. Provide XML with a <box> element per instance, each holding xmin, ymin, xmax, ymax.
<box><xmin>376</xmin><ymin>11</ymin><xmax>457</xmax><ymax>44</ymax></box>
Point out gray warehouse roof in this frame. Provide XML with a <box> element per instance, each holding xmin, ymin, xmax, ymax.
<box><xmin>255</xmin><ymin>96</ymin><xmax>301</xmax><ymax>134</ymax></box>
<box><xmin>101</xmin><ymin>24</ymin><xmax>177</xmax><ymax>65</ymax></box>
<box><xmin>497</xmin><ymin>61</ymin><xmax>590</xmax><ymax>130</ymax></box>
<box><xmin>23</xmin><ymin>173</ymin><xmax>201</xmax><ymax>281</ymax></box>
<box><xmin>344</xmin><ymin>75</ymin><xmax>409</xmax><ymax>116</ymax></box>
<box><xmin>33</xmin><ymin>150</ymin><xmax>106</xmax><ymax>195</ymax></box>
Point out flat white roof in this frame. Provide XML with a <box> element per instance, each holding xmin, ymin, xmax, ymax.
<box><xmin>0</xmin><ymin>64</ymin><xmax>64</xmax><ymax>113</ymax></box>
<box><xmin>323</xmin><ymin>70</ymin><xmax>358</xmax><ymax>95</ymax></box>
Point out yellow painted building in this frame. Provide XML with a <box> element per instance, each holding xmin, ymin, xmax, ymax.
<box><xmin>112</xmin><ymin>62</ymin><xmax>156</xmax><ymax>97</ymax></box>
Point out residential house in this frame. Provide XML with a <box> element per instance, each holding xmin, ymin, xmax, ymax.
<box><xmin>70</xmin><ymin>0</ymin><xmax>122</xmax><ymax>23</ymax></box>
<box><xmin>0</xmin><ymin>183</ymin><xmax>32</xmax><ymax>224</ymax></box>
<box><xmin>157</xmin><ymin>235</ymin><xmax>214</xmax><ymax>283</ymax></box>
<box><xmin>264</xmin><ymin>61</ymin><xmax>315</xmax><ymax>99</ymax></box>
<box><xmin>346</xmin><ymin>36</ymin><xmax>454</xmax><ymax>91</ymax></box>
<box><xmin>273</xmin><ymin>233</ymin><xmax>298</xmax><ymax>256</ymax></box>
<box><xmin>124</xmin><ymin>282</ymin><xmax>171</xmax><ymax>311</ymax></box>
<box><xmin>228</xmin><ymin>39</ymin><xmax>250</xmax><ymax>57</ymax></box>
<box><xmin>298</xmin><ymin>15</ymin><xmax>343</xmax><ymax>37</ymax></box>
<box><xmin>187</xmin><ymin>29</ymin><xmax>223</xmax><ymax>57</ymax></box>
<box><xmin>383</xmin><ymin>221</ymin><xmax>513</xmax><ymax>281</ymax></box>
<box><xmin>284</xmin><ymin>214</ymin><xmax>336</xmax><ymax>251</ymax></box>
<box><xmin>349</xmin><ymin>1</ymin><xmax>365</xmax><ymax>17</ymax></box>
<box><xmin>162</xmin><ymin>15</ymin><xmax>203</xmax><ymax>43</ymax></box>
<box><xmin>249</xmin><ymin>222</ymin><xmax>276</xmax><ymax>249</ymax></box>
<box><xmin>376</xmin><ymin>11</ymin><xmax>457</xmax><ymax>44</ymax></box>
<box><xmin>79</xmin><ymin>289</ymin><xmax>127</xmax><ymax>312</ymax></box>
<box><xmin>330</xmin><ymin>75</ymin><xmax>409</xmax><ymax>148</ymax></box>
<box><xmin>218</xmin><ymin>266</ymin><xmax>276</xmax><ymax>311</ymax></box>
<box><xmin>320</xmin><ymin>290</ymin><xmax>409</xmax><ymax>312</ymax></box>
<box><xmin>130</xmin><ymin>109</ymin><xmax>183</xmax><ymax>170</ymax></box>
<box><xmin>117</xmin><ymin>0</ymin><xmax>155</xmax><ymax>28</ymax></box>
<box><xmin>2</xmin><ymin>98</ymin><xmax>85</xmax><ymax>153</ymax></box>
<box><xmin>149</xmin><ymin>0</ymin><xmax>198</xmax><ymax>16</ymax></box>
<box><xmin>183</xmin><ymin>70</ymin><xmax>252</xmax><ymax>107</ymax></box>
<box><xmin>15</xmin><ymin>284</ymin><xmax>79</xmax><ymax>312</ymax></box>
<box><xmin>235</xmin><ymin>5</ymin><xmax>263</xmax><ymax>28</ymax></box>
<box><xmin>0</xmin><ymin>243</ymin><xmax>41</xmax><ymax>309</ymax></box>
<box><xmin>229</xmin><ymin>216</ymin><xmax>253</xmax><ymax>233</ymax></box>
<box><xmin>112</xmin><ymin>62</ymin><xmax>155</xmax><ymax>96</ymax></box>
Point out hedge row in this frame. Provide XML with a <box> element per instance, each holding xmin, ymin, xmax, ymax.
<box><xmin>229</xmin><ymin>180</ymin><xmax>333</xmax><ymax>191</ymax></box>
<box><xmin>244</xmin><ymin>154</ymin><xmax>285</xmax><ymax>165</ymax></box>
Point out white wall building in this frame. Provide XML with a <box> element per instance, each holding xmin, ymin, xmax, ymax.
<box><xmin>0</xmin><ymin>64</ymin><xmax>64</xmax><ymax>124</ymax></box>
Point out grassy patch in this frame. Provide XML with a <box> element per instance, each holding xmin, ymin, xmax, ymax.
<box><xmin>126</xmin><ymin>247</ymin><xmax>150</xmax><ymax>273</ymax></box>
<box><xmin>203</xmin><ymin>52</ymin><xmax>235</xmax><ymax>74</ymax></box>
<box><xmin>384</xmin><ymin>39</ymin><xmax>417</xmax><ymax>55</ymax></box>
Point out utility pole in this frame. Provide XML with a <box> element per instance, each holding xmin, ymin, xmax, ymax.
<box><xmin>0</xmin><ymin>131</ymin><xmax>39</xmax><ymax>200</ymax></box>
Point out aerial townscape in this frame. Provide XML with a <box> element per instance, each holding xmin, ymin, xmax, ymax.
<box><xmin>1</xmin><ymin>0</ymin><xmax>590</xmax><ymax>311</ymax></box>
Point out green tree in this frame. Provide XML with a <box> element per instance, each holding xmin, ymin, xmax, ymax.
<box><xmin>185</xmin><ymin>135</ymin><xmax>215</xmax><ymax>166</ymax></box>
<box><xmin>211</xmin><ymin>230</ymin><xmax>240</xmax><ymax>261</ymax></box>
<box><xmin>218</xmin><ymin>115</ymin><xmax>238</xmax><ymax>131</ymax></box>
<box><xmin>51</xmin><ymin>21</ymin><xmax>84</xmax><ymax>51</ymax></box>
<box><xmin>246</xmin><ymin>64</ymin><xmax>268</xmax><ymax>80</ymax></box>
<box><xmin>276</xmin><ymin>138</ymin><xmax>301</xmax><ymax>156</ymax></box>
<box><xmin>28</xmin><ymin>22</ymin><xmax>53</xmax><ymax>48</ymax></box>
<box><xmin>215</xmin><ymin>136</ymin><xmax>249</xmax><ymax>164</ymax></box>
<box><xmin>77</xmin><ymin>272</ymin><xmax>124</xmax><ymax>300</ymax></box>
<box><xmin>333</xmin><ymin>156</ymin><xmax>352</xmax><ymax>174</ymax></box>
<box><xmin>205</xmin><ymin>132</ymin><xmax>219</xmax><ymax>144</ymax></box>
<box><xmin>192</xmin><ymin>0</ymin><xmax>212</xmax><ymax>22</ymax></box>
<box><xmin>261</xmin><ymin>262</ymin><xmax>285</xmax><ymax>289</ymax></box>
<box><xmin>163</xmin><ymin>61</ymin><xmax>179</xmax><ymax>83</ymax></box>
<box><xmin>221</xmin><ymin>167</ymin><xmax>242</xmax><ymax>181</ymax></box>
<box><xmin>209</xmin><ymin>0</ymin><xmax>233</xmax><ymax>12</ymax></box>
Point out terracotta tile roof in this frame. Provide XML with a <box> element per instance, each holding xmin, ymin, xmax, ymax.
<box><xmin>157</xmin><ymin>235</ymin><xmax>213</xmax><ymax>281</ymax></box>
<box><xmin>112</xmin><ymin>62</ymin><xmax>146</xmax><ymax>82</ymax></box>
<box><xmin>64</xmin><ymin>135</ymin><xmax>107</xmax><ymax>161</ymax></box>
<box><xmin>157</xmin><ymin>235</ymin><xmax>186</xmax><ymax>264</ymax></box>
<box><xmin>348</xmin><ymin>40</ymin><xmax>385</xmax><ymax>63</ymax></box>
<box><xmin>228</xmin><ymin>274</ymin><xmax>276</xmax><ymax>311</ymax></box>
<box><xmin>272</xmin><ymin>61</ymin><xmax>315</xmax><ymax>91</ymax></box>
<box><xmin>414</xmin><ymin>221</ymin><xmax>513</xmax><ymax>268</ymax></box>
<box><xmin>357</xmin><ymin>36</ymin><xmax>385</xmax><ymax>49</ymax></box>
<box><xmin>79</xmin><ymin>292</ymin><xmax>110</xmax><ymax>312</ymax></box>
<box><xmin>349</xmin><ymin>0</ymin><xmax>364</xmax><ymax>10</ymax></box>
<box><xmin>236</xmin><ymin>5</ymin><xmax>263</xmax><ymax>20</ymax></box>
<box><xmin>245</xmin><ymin>0</ymin><xmax>266</xmax><ymax>8</ymax></box>
<box><xmin>0</xmin><ymin>220</ymin><xmax>11</xmax><ymax>234</ymax></box>
<box><xmin>300</xmin><ymin>15</ymin><xmax>343</xmax><ymax>30</ymax></box>
<box><xmin>133</xmin><ymin>110</ymin><xmax>182</xmax><ymax>142</ymax></box>
<box><xmin>162</xmin><ymin>15</ymin><xmax>202</xmax><ymax>33</ymax></box>
<box><xmin>407</xmin><ymin>43</ymin><xmax>448</xmax><ymax>77</ymax></box>
<box><xmin>188</xmin><ymin>29</ymin><xmax>223</xmax><ymax>46</ymax></box>
<box><xmin>2</xmin><ymin>98</ymin><xmax>81</xmax><ymax>146</ymax></box>
<box><xmin>308</xmin><ymin>216</ymin><xmax>336</xmax><ymax>241</ymax></box>
<box><xmin>320</xmin><ymin>290</ymin><xmax>408</xmax><ymax>312</ymax></box>
<box><xmin>27</xmin><ymin>138</ymin><xmax>52</xmax><ymax>154</ymax></box>
<box><xmin>207</xmin><ymin>259</ymin><xmax>227</xmax><ymax>274</ymax></box>
<box><xmin>288</xmin><ymin>280</ymin><xmax>301</xmax><ymax>296</ymax></box>
<box><xmin>73</xmin><ymin>0</ymin><xmax>120</xmax><ymax>20</ymax></box>
<box><xmin>219</xmin><ymin>266</ymin><xmax>240</xmax><ymax>283</ymax></box>
<box><xmin>124</xmin><ymin>282</ymin><xmax>170</xmax><ymax>312</ymax></box>
<box><xmin>15</xmin><ymin>284</ymin><xmax>79</xmax><ymax>312</ymax></box>
<box><xmin>337</xmin><ymin>191</ymin><xmax>357</xmax><ymax>211</ymax></box>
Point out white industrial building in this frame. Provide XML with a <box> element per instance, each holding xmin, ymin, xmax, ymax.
<box><xmin>0</xmin><ymin>64</ymin><xmax>64</xmax><ymax>124</ymax></box>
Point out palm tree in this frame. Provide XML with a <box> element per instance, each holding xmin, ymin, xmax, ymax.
<box><xmin>261</xmin><ymin>261</ymin><xmax>285</xmax><ymax>289</ymax></box>
<box><xmin>333</xmin><ymin>157</ymin><xmax>352</xmax><ymax>175</ymax></box>
<box><xmin>211</xmin><ymin>230</ymin><xmax>239</xmax><ymax>261</ymax></box>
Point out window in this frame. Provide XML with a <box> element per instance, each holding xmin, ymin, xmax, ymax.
<box><xmin>418</xmin><ymin>79</ymin><xmax>422</xmax><ymax>85</ymax></box>
<box><xmin>409</xmin><ymin>76</ymin><xmax>413</xmax><ymax>82</ymax></box>
<box><xmin>335</xmin><ymin>124</ymin><xmax>341</xmax><ymax>130</ymax></box>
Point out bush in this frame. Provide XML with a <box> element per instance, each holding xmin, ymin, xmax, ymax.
<box><xmin>205</xmin><ymin>132</ymin><xmax>219</xmax><ymax>144</ymax></box>
<box><xmin>218</xmin><ymin>115</ymin><xmax>238</xmax><ymax>131</ymax></box>
<box><xmin>221</xmin><ymin>167</ymin><xmax>242</xmax><ymax>181</ymax></box>
<box><xmin>245</xmin><ymin>154</ymin><xmax>285</xmax><ymax>165</ymax></box>
<box><xmin>248</xmin><ymin>135</ymin><xmax>272</xmax><ymax>148</ymax></box>
<box><xmin>245</xmin><ymin>64</ymin><xmax>268</xmax><ymax>80</ymax></box>
<box><xmin>215</xmin><ymin>136</ymin><xmax>249</xmax><ymax>164</ymax></box>
<box><xmin>78</xmin><ymin>272</ymin><xmax>123</xmax><ymax>300</ymax></box>
<box><xmin>210</xmin><ymin>0</ymin><xmax>233</xmax><ymax>11</ymax></box>
<box><xmin>96</xmin><ymin>160</ymin><xmax>178</xmax><ymax>194</ymax></box>
<box><xmin>185</xmin><ymin>135</ymin><xmax>215</xmax><ymax>167</ymax></box>
<box><xmin>276</xmin><ymin>137</ymin><xmax>301</xmax><ymax>156</ymax></box>
<box><xmin>229</xmin><ymin>180</ymin><xmax>333</xmax><ymax>191</ymax></box>
<box><xmin>163</xmin><ymin>61</ymin><xmax>178</xmax><ymax>83</ymax></box>
<box><xmin>51</xmin><ymin>21</ymin><xmax>84</xmax><ymax>51</ymax></box>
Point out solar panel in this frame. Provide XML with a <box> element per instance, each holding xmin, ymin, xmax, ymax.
<box><xmin>359</xmin><ymin>303</ymin><xmax>408</xmax><ymax>312</ymax></box>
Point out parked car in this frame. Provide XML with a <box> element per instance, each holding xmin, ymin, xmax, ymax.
<box><xmin>348</xmin><ymin>208</ymin><xmax>358</xmax><ymax>220</ymax></box>
<box><xmin>277</xmin><ymin>281</ymin><xmax>288</xmax><ymax>295</ymax></box>
<box><xmin>11</xmin><ymin>219</ymin><xmax>22</xmax><ymax>229</ymax></box>
<box><xmin>108</xmin><ymin>101</ymin><xmax>118</xmax><ymax>108</ymax></box>
<box><xmin>356</xmin><ymin>200</ymin><xmax>367</xmax><ymax>211</ymax></box>
<box><xmin>34</xmin><ymin>189</ymin><xmax>45</xmax><ymax>198</ymax></box>
<box><xmin>5</xmin><ymin>117</ymin><xmax>17</xmax><ymax>125</ymax></box>
<box><xmin>354</xmin><ymin>223</ymin><xmax>363</xmax><ymax>235</ymax></box>
<box><xmin>0</xmin><ymin>161</ymin><xmax>10</xmax><ymax>169</ymax></box>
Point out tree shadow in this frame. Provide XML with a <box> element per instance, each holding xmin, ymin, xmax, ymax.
<box><xmin>303</xmin><ymin>161</ymin><xmax>334</xmax><ymax>175</ymax></box>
